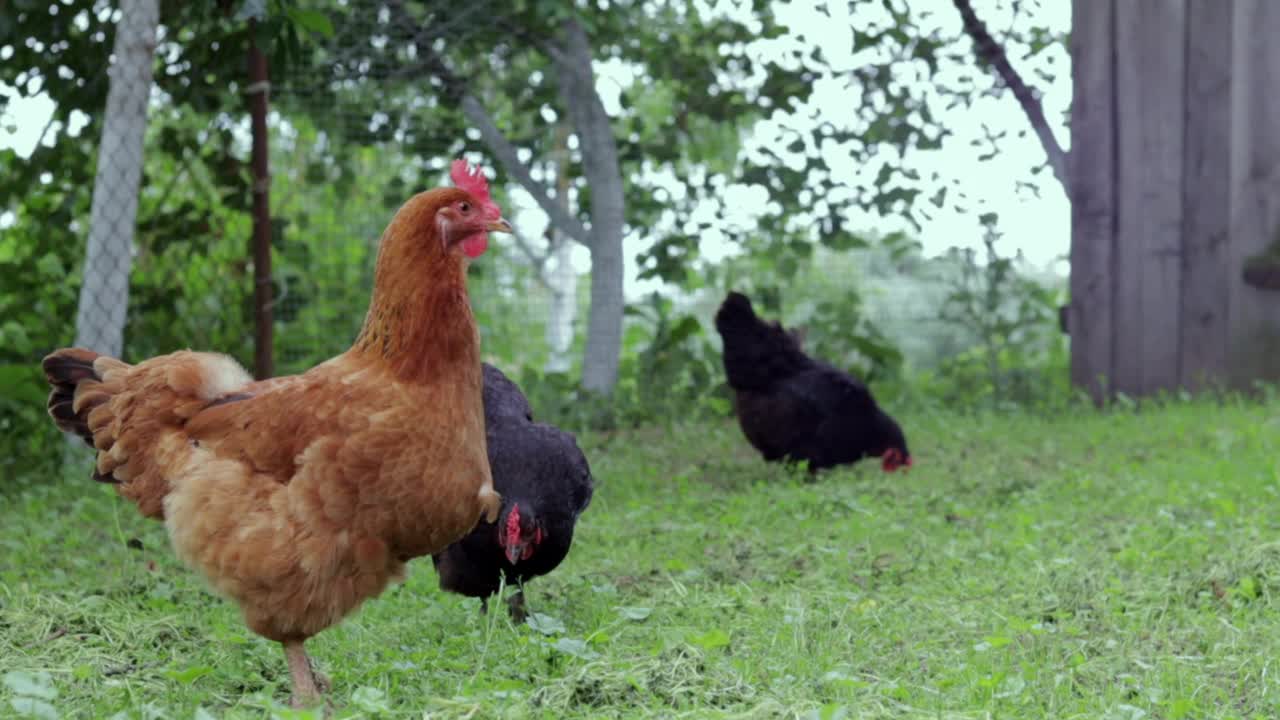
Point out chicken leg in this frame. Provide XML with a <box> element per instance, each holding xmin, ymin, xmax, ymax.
<box><xmin>283</xmin><ymin>640</ymin><xmax>324</xmax><ymax>708</ymax></box>
<box><xmin>506</xmin><ymin>590</ymin><xmax>528</xmax><ymax>623</ymax></box>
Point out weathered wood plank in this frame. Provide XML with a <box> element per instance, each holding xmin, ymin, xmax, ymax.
<box><xmin>1068</xmin><ymin>0</ymin><xmax>1117</xmax><ymax>401</ymax></box>
<box><xmin>1114</xmin><ymin>0</ymin><xmax>1187</xmax><ymax>395</ymax></box>
<box><xmin>1227</xmin><ymin>0</ymin><xmax>1280</xmax><ymax>389</ymax></box>
<box><xmin>1179</xmin><ymin>0</ymin><xmax>1233</xmax><ymax>390</ymax></box>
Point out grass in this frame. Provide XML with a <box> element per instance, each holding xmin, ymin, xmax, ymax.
<box><xmin>2</xmin><ymin>396</ymin><xmax>1279</xmax><ymax>719</ymax></box>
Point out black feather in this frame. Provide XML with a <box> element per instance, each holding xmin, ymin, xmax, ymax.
<box><xmin>714</xmin><ymin>290</ymin><xmax>910</xmax><ymax>472</ymax></box>
<box><xmin>431</xmin><ymin>363</ymin><xmax>594</xmax><ymax>614</ymax></box>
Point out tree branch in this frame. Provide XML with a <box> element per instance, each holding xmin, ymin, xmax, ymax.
<box><xmin>384</xmin><ymin>0</ymin><xmax>592</xmax><ymax>247</ymax></box>
<box><xmin>492</xmin><ymin>14</ymin><xmax>570</xmax><ymax>66</ymax></box>
<box><xmin>952</xmin><ymin>0</ymin><xmax>1069</xmax><ymax>194</ymax></box>
<box><xmin>458</xmin><ymin>95</ymin><xmax>592</xmax><ymax>246</ymax></box>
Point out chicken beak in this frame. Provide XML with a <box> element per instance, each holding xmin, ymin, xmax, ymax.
<box><xmin>504</xmin><ymin>542</ymin><xmax>525</xmax><ymax>565</ymax></box>
<box><xmin>487</xmin><ymin>217</ymin><xmax>514</xmax><ymax>234</ymax></box>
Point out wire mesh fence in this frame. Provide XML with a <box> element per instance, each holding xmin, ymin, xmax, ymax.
<box><xmin>72</xmin><ymin>0</ymin><xmax>160</xmax><ymax>360</ymax></box>
<box><xmin>61</xmin><ymin>0</ymin><xmax>570</xmax><ymax>383</ymax></box>
<box><xmin>0</xmin><ymin>0</ymin><xmax>1075</xmax><ymax>480</ymax></box>
<box><xmin>267</xmin><ymin>1</ymin><xmax>564</xmax><ymax>377</ymax></box>
<box><xmin>53</xmin><ymin>0</ymin><xmax>1054</xmax><ymax>395</ymax></box>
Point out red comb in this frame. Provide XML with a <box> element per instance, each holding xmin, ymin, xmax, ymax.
<box><xmin>882</xmin><ymin>448</ymin><xmax>911</xmax><ymax>473</ymax></box>
<box><xmin>450</xmin><ymin>159</ymin><xmax>491</xmax><ymax>204</ymax></box>
<box><xmin>503</xmin><ymin>503</ymin><xmax>521</xmax><ymax>546</ymax></box>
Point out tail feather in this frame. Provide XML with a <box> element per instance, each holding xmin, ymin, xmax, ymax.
<box><xmin>43</xmin><ymin>348</ymin><xmax>105</xmax><ymax>451</ymax></box>
<box><xmin>42</xmin><ymin>347</ymin><xmax>254</xmax><ymax>518</ymax></box>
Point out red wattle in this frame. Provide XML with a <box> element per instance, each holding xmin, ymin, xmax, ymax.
<box><xmin>461</xmin><ymin>233</ymin><xmax>488</xmax><ymax>258</ymax></box>
<box><xmin>504</xmin><ymin>504</ymin><xmax>521</xmax><ymax>549</ymax></box>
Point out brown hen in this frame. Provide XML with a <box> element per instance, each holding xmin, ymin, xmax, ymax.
<box><xmin>41</xmin><ymin>160</ymin><xmax>512</xmax><ymax>707</ymax></box>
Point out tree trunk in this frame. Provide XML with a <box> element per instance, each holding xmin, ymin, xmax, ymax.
<box><xmin>72</xmin><ymin>0</ymin><xmax>160</xmax><ymax>358</ymax></box>
<box><xmin>424</xmin><ymin>11</ymin><xmax>625</xmax><ymax>393</ymax></box>
<box><xmin>553</xmin><ymin>18</ymin><xmax>626</xmax><ymax>394</ymax></box>
<box><xmin>545</xmin><ymin>123</ymin><xmax>577</xmax><ymax>374</ymax></box>
<box><xmin>545</xmin><ymin>235</ymin><xmax>578</xmax><ymax>373</ymax></box>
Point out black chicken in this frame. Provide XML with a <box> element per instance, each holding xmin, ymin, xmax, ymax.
<box><xmin>431</xmin><ymin>363</ymin><xmax>594</xmax><ymax>620</ymax></box>
<box><xmin>714</xmin><ymin>290</ymin><xmax>911</xmax><ymax>473</ymax></box>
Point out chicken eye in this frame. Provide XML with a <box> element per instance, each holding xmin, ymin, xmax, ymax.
<box><xmin>459</xmin><ymin>201</ymin><xmax>472</xmax><ymax>213</ymax></box>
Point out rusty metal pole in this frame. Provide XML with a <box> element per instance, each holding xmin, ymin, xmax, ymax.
<box><xmin>247</xmin><ymin>20</ymin><xmax>273</xmax><ymax>379</ymax></box>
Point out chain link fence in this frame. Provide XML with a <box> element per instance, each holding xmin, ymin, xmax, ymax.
<box><xmin>67</xmin><ymin>0</ymin><xmax>566</xmax><ymax>382</ymax></box>
<box><xmin>62</xmin><ymin>0</ymin><xmax>1033</xmax><ymax>391</ymax></box>
<box><xmin>268</xmin><ymin>2</ymin><xmax>563</xmax><ymax>376</ymax></box>
<box><xmin>72</xmin><ymin>0</ymin><xmax>160</xmax><ymax>360</ymax></box>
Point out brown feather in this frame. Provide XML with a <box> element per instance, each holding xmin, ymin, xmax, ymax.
<box><xmin>39</xmin><ymin>186</ymin><xmax>500</xmax><ymax>647</ymax></box>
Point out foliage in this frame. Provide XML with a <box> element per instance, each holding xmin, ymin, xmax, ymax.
<box><xmin>0</xmin><ymin>0</ymin><xmax>302</xmax><ymax>474</ymax></box>
<box><xmin>634</xmin><ymin>0</ymin><xmax>958</xmax><ymax>288</ymax></box>
<box><xmin>259</xmin><ymin>0</ymin><xmax>1002</xmax><ymax>390</ymax></box>
<box><xmin>0</xmin><ymin>231</ymin><xmax>79</xmax><ymax>480</ymax></box>
<box><xmin>712</xmin><ymin>239</ymin><xmax>908</xmax><ymax>383</ymax></box>
<box><xmin>612</xmin><ymin>293</ymin><xmax>728</xmax><ymax>426</ymax></box>
<box><xmin>798</xmin><ymin>289</ymin><xmax>905</xmax><ymax>385</ymax></box>
<box><xmin>518</xmin><ymin>293</ymin><xmax>727</xmax><ymax>433</ymax></box>
<box><xmin>0</xmin><ymin>0</ymin><xmax>1072</xmax><ymax>474</ymax></box>
<box><xmin>932</xmin><ymin>213</ymin><xmax>1067</xmax><ymax>409</ymax></box>
<box><xmin>0</xmin><ymin>1</ymin><xmax>115</xmax><ymax>476</ymax></box>
<box><xmin>515</xmin><ymin>212</ymin><xmax>1073</xmax><ymax>433</ymax></box>
<box><xmin>2</xmin><ymin>398</ymin><xmax>1279</xmax><ymax>717</ymax></box>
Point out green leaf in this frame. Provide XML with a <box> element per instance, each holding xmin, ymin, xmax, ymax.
<box><xmin>9</xmin><ymin>698</ymin><xmax>58</xmax><ymax>720</ymax></box>
<box><xmin>664</xmin><ymin>557</ymin><xmax>689</xmax><ymax>572</ymax></box>
<box><xmin>285</xmin><ymin>9</ymin><xmax>335</xmax><ymax>38</ymax></box>
<box><xmin>687</xmin><ymin>628</ymin><xmax>731</xmax><ymax>650</ymax></box>
<box><xmin>617</xmin><ymin>606</ymin><xmax>652</xmax><ymax>621</ymax></box>
<box><xmin>163</xmin><ymin>665</ymin><xmax>213</xmax><ymax>685</ymax></box>
<box><xmin>525</xmin><ymin>612</ymin><xmax>566</xmax><ymax>636</ymax></box>
<box><xmin>929</xmin><ymin>186</ymin><xmax>948</xmax><ymax>208</ymax></box>
<box><xmin>350</xmin><ymin>686</ymin><xmax>391</xmax><ymax>713</ymax></box>
<box><xmin>815</xmin><ymin>705</ymin><xmax>849</xmax><ymax>720</ymax></box>
<box><xmin>0</xmin><ymin>323</ymin><xmax>33</xmax><ymax>355</ymax></box>
<box><xmin>2</xmin><ymin>671</ymin><xmax>57</xmax><ymax>701</ymax></box>
<box><xmin>1233</xmin><ymin>576</ymin><xmax>1259</xmax><ymax>600</ymax></box>
<box><xmin>1168</xmin><ymin>698</ymin><xmax>1198</xmax><ymax>720</ymax></box>
<box><xmin>34</xmin><ymin>253</ymin><xmax>62</xmax><ymax>277</ymax></box>
<box><xmin>549</xmin><ymin>637</ymin><xmax>599</xmax><ymax>660</ymax></box>
<box><xmin>983</xmin><ymin>634</ymin><xmax>1012</xmax><ymax>649</ymax></box>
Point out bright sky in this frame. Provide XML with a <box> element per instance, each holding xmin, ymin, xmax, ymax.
<box><xmin>1</xmin><ymin>1</ymin><xmax>1072</xmax><ymax>297</ymax></box>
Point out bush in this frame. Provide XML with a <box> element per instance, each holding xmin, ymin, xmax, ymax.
<box><xmin>931</xmin><ymin>214</ymin><xmax>1069</xmax><ymax>410</ymax></box>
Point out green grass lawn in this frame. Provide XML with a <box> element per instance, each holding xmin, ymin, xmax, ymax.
<box><xmin>2</xmin><ymin>398</ymin><xmax>1279</xmax><ymax>719</ymax></box>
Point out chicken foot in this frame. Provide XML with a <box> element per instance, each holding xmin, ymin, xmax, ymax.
<box><xmin>477</xmin><ymin>590</ymin><xmax>528</xmax><ymax>622</ymax></box>
<box><xmin>506</xmin><ymin>590</ymin><xmax>528</xmax><ymax>623</ymax></box>
<box><xmin>283</xmin><ymin>639</ymin><xmax>327</xmax><ymax>708</ymax></box>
